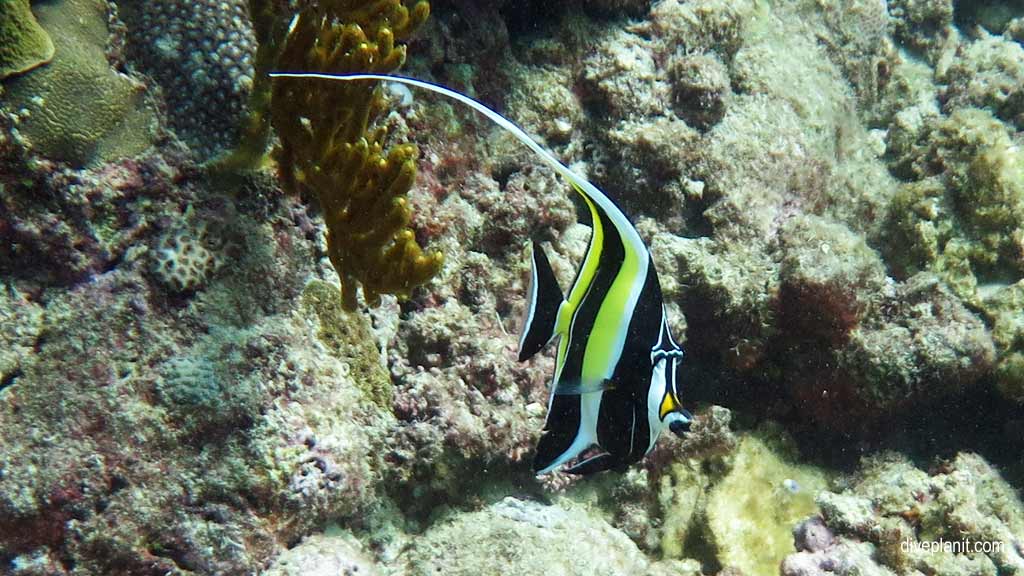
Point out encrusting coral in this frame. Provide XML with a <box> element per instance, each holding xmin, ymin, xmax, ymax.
<box><xmin>149</xmin><ymin>217</ymin><xmax>223</xmax><ymax>293</ymax></box>
<box><xmin>0</xmin><ymin>0</ymin><xmax>54</xmax><ymax>80</ymax></box>
<box><xmin>270</xmin><ymin>0</ymin><xmax>442</xmax><ymax>311</ymax></box>
<box><xmin>0</xmin><ymin>0</ymin><xmax>158</xmax><ymax>167</ymax></box>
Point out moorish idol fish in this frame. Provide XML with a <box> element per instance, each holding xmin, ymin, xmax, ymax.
<box><xmin>269</xmin><ymin>71</ymin><xmax>694</xmax><ymax>475</ymax></box>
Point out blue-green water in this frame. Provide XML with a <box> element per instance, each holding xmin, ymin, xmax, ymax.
<box><xmin>0</xmin><ymin>0</ymin><xmax>1022</xmax><ymax>574</ymax></box>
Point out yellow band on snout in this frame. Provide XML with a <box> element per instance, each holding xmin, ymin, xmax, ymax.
<box><xmin>659</xmin><ymin>392</ymin><xmax>676</xmax><ymax>419</ymax></box>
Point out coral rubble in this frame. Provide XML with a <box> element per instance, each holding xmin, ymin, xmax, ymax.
<box><xmin>784</xmin><ymin>452</ymin><xmax>1024</xmax><ymax>576</ymax></box>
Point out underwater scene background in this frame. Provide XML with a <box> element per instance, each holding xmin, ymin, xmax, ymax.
<box><xmin>1</xmin><ymin>0</ymin><xmax>1023</xmax><ymax>574</ymax></box>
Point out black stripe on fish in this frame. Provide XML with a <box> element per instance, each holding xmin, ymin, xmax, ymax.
<box><xmin>554</xmin><ymin>203</ymin><xmax>626</xmax><ymax>393</ymax></box>
<box><xmin>596</xmin><ymin>255</ymin><xmax>664</xmax><ymax>465</ymax></box>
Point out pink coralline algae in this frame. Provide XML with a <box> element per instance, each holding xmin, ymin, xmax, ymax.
<box><xmin>0</xmin><ymin>148</ymin><xmax>194</xmax><ymax>287</ymax></box>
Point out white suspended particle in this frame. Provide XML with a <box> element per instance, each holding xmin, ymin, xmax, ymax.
<box><xmin>387</xmin><ymin>81</ymin><xmax>414</xmax><ymax>108</ymax></box>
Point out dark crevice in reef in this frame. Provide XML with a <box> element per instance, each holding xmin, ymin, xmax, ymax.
<box><xmin>498</xmin><ymin>0</ymin><xmax>639</xmax><ymax>42</ymax></box>
<box><xmin>953</xmin><ymin>0</ymin><xmax>1024</xmax><ymax>34</ymax></box>
<box><xmin>787</xmin><ymin>380</ymin><xmax>1024</xmax><ymax>485</ymax></box>
<box><xmin>683</xmin><ymin>353</ymin><xmax>1024</xmax><ymax>487</ymax></box>
<box><xmin>0</xmin><ymin>368</ymin><xmax>21</xmax><ymax>393</ymax></box>
<box><xmin>499</xmin><ymin>0</ymin><xmax>570</xmax><ymax>39</ymax></box>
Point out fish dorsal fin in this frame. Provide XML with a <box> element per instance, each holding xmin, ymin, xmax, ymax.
<box><xmin>266</xmin><ymin>72</ymin><xmax>618</xmax><ymax>214</ymax></box>
<box><xmin>518</xmin><ymin>242</ymin><xmax>565</xmax><ymax>361</ymax></box>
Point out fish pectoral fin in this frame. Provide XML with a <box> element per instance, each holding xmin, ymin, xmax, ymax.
<box><xmin>564</xmin><ymin>452</ymin><xmax>621</xmax><ymax>475</ymax></box>
<box><xmin>517</xmin><ymin>242</ymin><xmax>565</xmax><ymax>362</ymax></box>
<box><xmin>553</xmin><ymin>378</ymin><xmax>615</xmax><ymax>395</ymax></box>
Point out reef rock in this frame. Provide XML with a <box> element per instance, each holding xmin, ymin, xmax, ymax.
<box><xmin>784</xmin><ymin>452</ymin><xmax>1024</xmax><ymax>576</ymax></box>
<box><xmin>263</xmin><ymin>530</ymin><xmax>382</xmax><ymax>576</ymax></box>
<box><xmin>394</xmin><ymin>497</ymin><xmax>652</xmax><ymax>576</ymax></box>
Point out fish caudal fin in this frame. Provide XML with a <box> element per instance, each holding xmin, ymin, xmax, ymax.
<box><xmin>518</xmin><ymin>242</ymin><xmax>564</xmax><ymax>362</ymax></box>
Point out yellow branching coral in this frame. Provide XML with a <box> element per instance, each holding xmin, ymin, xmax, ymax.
<box><xmin>270</xmin><ymin>0</ymin><xmax>442</xmax><ymax>311</ymax></box>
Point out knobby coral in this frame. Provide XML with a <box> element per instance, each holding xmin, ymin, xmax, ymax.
<box><xmin>270</xmin><ymin>0</ymin><xmax>442</xmax><ymax>311</ymax></box>
<box><xmin>119</xmin><ymin>0</ymin><xmax>258</xmax><ymax>159</ymax></box>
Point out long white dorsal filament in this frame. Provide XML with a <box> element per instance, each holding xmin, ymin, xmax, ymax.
<box><xmin>267</xmin><ymin>72</ymin><xmax>608</xmax><ymax>206</ymax></box>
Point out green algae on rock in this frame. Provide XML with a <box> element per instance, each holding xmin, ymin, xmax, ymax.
<box><xmin>943</xmin><ymin>32</ymin><xmax>1024</xmax><ymax>129</ymax></box>
<box><xmin>885</xmin><ymin>108</ymin><xmax>1024</xmax><ymax>296</ymax></box>
<box><xmin>983</xmin><ymin>281</ymin><xmax>1024</xmax><ymax>404</ymax></box>
<box><xmin>301</xmin><ymin>279</ymin><xmax>392</xmax><ymax>409</ymax></box>
<box><xmin>883</xmin><ymin>107</ymin><xmax>1023</xmax><ymax>403</ymax></box>
<box><xmin>0</xmin><ymin>0</ymin><xmax>54</xmax><ymax>80</ymax></box>
<box><xmin>888</xmin><ymin>0</ymin><xmax>954</xmax><ymax>62</ymax></box>
<box><xmin>0</xmin><ymin>0</ymin><xmax>157</xmax><ymax>167</ymax></box>
<box><xmin>706</xmin><ymin>432</ymin><xmax>831</xmax><ymax>576</ymax></box>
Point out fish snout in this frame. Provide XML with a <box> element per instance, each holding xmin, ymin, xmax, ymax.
<box><xmin>668</xmin><ymin>408</ymin><xmax>693</xmax><ymax>437</ymax></box>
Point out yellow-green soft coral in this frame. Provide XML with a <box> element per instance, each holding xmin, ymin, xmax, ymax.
<box><xmin>270</xmin><ymin>0</ymin><xmax>442</xmax><ymax>311</ymax></box>
<box><xmin>0</xmin><ymin>0</ymin><xmax>54</xmax><ymax>80</ymax></box>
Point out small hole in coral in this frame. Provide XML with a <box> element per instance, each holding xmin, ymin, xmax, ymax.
<box><xmin>0</xmin><ymin>368</ymin><xmax>21</xmax><ymax>393</ymax></box>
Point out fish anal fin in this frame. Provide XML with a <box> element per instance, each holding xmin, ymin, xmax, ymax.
<box><xmin>518</xmin><ymin>242</ymin><xmax>564</xmax><ymax>362</ymax></box>
<box><xmin>533</xmin><ymin>428</ymin><xmax>577</xmax><ymax>474</ymax></box>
